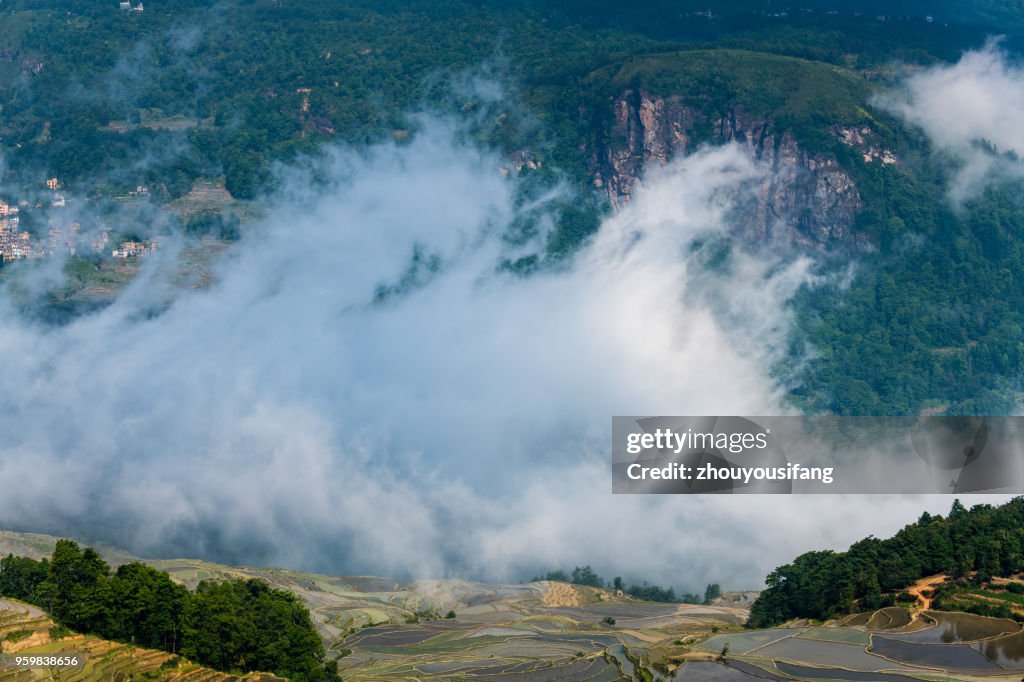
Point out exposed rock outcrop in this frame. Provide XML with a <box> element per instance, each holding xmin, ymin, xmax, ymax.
<box><xmin>832</xmin><ymin>124</ymin><xmax>897</xmax><ymax>165</ymax></box>
<box><xmin>589</xmin><ymin>90</ymin><xmax>868</xmax><ymax>249</ymax></box>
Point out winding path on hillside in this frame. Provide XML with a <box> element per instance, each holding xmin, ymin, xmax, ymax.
<box><xmin>907</xmin><ymin>574</ymin><xmax>945</xmax><ymax>621</ymax></box>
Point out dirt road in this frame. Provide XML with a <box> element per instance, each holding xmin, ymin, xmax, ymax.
<box><xmin>907</xmin><ymin>574</ymin><xmax>946</xmax><ymax>621</ymax></box>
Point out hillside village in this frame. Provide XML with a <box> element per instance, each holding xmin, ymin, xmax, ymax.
<box><xmin>0</xmin><ymin>180</ymin><xmax>158</xmax><ymax>264</ymax></box>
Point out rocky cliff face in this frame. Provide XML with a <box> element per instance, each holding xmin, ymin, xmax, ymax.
<box><xmin>588</xmin><ymin>90</ymin><xmax>868</xmax><ymax>249</ymax></box>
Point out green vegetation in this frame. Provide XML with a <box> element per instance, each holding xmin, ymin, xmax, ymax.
<box><xmin>532</xmin><ymin>565</ymin><xmax>710</xmax><ymax>603</ymax></box>
<box><xmin>0</xmin><ymin>598</ymin><xmax>280</xmax><ymax>681</ymax></box>
<box><xmin>509</xmin><ymin>0</ymin><xmax>1014</xmax><ymax>62</ymax></box>
<box><xmin>928</xmin><ymin>581</ymin><xmax>1024</xmax><ymax>620</ymax></box>
<box><xmin>185</xmin><ymin>211</ymin><xmax>242</xmax><ymax>241</ymax></box>
<box><xmin>0</xmin><ymin>553</ymin><xmax>49</xmax><ymax>598</ymax></box>
<box><xmin>569</xmin><ymin>565</ymin><xmax>603</xmax><ymax>588</ymax></box>
<box><xmin>4</xmin><ymin>629</ymin><xmax>31</xmax><ymax>642</ymax></box>
<box><xmin>594</xmin><ymin>48</ymin><xmax>874</xmax><ymax>143</ymax></box>
<box><xmin>1</xmin><ymin>0</ymin><xmax>1023</xmax><ymax>416</ymax></box>
<box><xmin>0</xmin><ymin>0</ymin><xmax>668</xmax><ymax>200</ymax></box>
<box><xmin>47</xmin><ymin>623</ymin><xmax>71</xmax><ymax>639</ymax></box>
<box><xmin>1</xmin><ymin>2</ymin><xmax>1024</xmax><ymax>413</ymax></box>
<box><xmin>624</xmin><ymin>583</ymin><xmax>696</xmax><ymax>604</ymax></box>
<box><xmin>0</xmin><ymin>540</ymin><xmax>337</xmax><ymax>680</ymax></box>
<box><xmin>181</xmin><ymin>579</ymin><xmax>330</xmax><ymax>680</ymax></box>
<box><xmin>787</xmin><ymin>181</ymin><xmax>1024</xmax><ymax>416</ymax></box>
<box><xmin>0</xmin><ymin>1</ymin><xmax>1001</xmax><ymax>202</ymax></box>
<box><xmin>749</xmin><ymin>497</ymin><xmax>1024</xmax><ymax>627</ymax></box>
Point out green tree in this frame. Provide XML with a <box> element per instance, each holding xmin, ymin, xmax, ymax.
<box><xmin>36</xmin><ymin>540</ymin><xmax>110</xmax><ymax>631</ymax></box>
<box><xmin>0</xmin><ymin>554</ymin><xmax>49</xmax><ymax>602</ymax></box>
<box><xmin>570</xmin><ymin>566</ymin><xmax>604</xmax><ymax>588</ymax></box>
<box><xmin>181</xmin><ymin>578</ymin><xmax>327</xmax><ymax>680</ymax></box>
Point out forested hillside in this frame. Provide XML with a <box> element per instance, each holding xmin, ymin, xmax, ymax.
<box><xmin>3</xmin><ymin>1</ymin><xmax>1024</xmax><ymax>416</ymax></box>
<box><xmin>0</xmin><ymin>0</ymin><xmax>997</xmax><ymax>200</ymax></box>
<box><xmin>748</xmin><ymin>498</ymin><xmax>1024</xmax><ymax>628</ymax></box>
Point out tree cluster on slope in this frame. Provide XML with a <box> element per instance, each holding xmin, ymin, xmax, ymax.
<box><xmin>531</xmin><ymin>565</ymin><xmax>721</xmax><ymax>604</ymax></box>
<box><xmin>0</xmin><ymin>540</ymin><xmax>339</xmax><ymax>681</ymax></box>
<box><xmin>748</xmin><ymin>498</ymin><xmax>1024</xmax><ymax>627</ymax></box>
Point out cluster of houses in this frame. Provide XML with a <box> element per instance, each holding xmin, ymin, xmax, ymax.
<box><xmin>0</xmin><ymin>199</ymin><xmax>30</xmax><ymax>262</ymax></box>
<box><xmin>0</xmin><ymin>202</ymin><xmax>105</xmax><ymax>262</ymax></box>
<box><xmin>0</xmin><ymin>179</ymin><xmax>158</xmax><ymax>264</ymax></box>
<box><xmin>112</xmin><ymin>240</ymin><xmax>159</xmax><ymax>259</ymax></box>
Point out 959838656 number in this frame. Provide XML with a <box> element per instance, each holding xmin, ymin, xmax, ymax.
<box><xmin>0</xmin><ymin>653</ymin><xmax>86</xmax><ymax>669</ymax></box>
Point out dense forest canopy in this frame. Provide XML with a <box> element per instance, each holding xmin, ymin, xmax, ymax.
<box><xmin>748</xmin><ymin>497</ymin><xmax>1024</xmax><ymax>628</ymax></box>
<box><xmin>2</xmin><ymin>1</ymin><xmax>1024</xmax><ymax>415</ymax></box>
<box><xmin>0</xmin><ymin>0</ymin><xmax>1003</xmax><ymax>198</ymax></box>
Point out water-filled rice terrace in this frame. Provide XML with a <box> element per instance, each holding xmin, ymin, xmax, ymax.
<box><xmin>693</xmin><ymin>608</ymin><xmax>1024</xmax><ymax>681</ymax></box>
<box><xmin>333</xmin><ymin>594</ymin><xmax>749</xmax><ymax>680</ymax></box>
<box><xmin>291</xmin><ymin>569</ymin><xmax>1024</xmax><ymax>681</ymax></box>
<box><xmin>148</xmin><ymin>560</ymin><xmax>751</xmax><ymax>680</ymax></box>
<box><xmin>162</xmin><ymin>559</ymin><xmax>1024</xmax><ymax>681</ymax></box>
<box><xmin>12</xmin><ymin>541</ymin><xmax>1024</xmax><ymax>681</ymax></box>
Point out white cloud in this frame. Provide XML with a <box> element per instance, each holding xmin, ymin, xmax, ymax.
<box><xmin>877</xmin><ymin>41</ymin><xmax>1024</xmax><ymax>203</ymax></box>
<box><xmin>0</xmin><ymin>120</ymin><xmax>1001</xmax><ymax>590</ymax></box>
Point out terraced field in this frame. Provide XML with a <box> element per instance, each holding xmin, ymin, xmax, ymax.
<box><xmin>329</xmin><ymin>590</ymin><xmax>749</xmax><ymax>681</ymax></box>
<box><xmin>693</xmin><ymin>607</ymin><xmax>1024</xmax><ymax>681</ymax></box>
<box><xmin>9</xmin><ymin>535</ymin><xmax>1024</xmax><ymax>680</ymax></box>
<box><xmin>126</xmin><ymin>559</ymin><xmax>756</xmax><ymax>679</ymax></box>
<box><xmin>153</xmin><ymin>565</ymin><xmax>750</xmax><ymax>680</ymax></box>
<box><xmin>0</xmin><ymin>599</ymin><xmax>283</xmax><ymax>681</ymax></box>
<box><xmin>0</xmin><ymin>575</ymin><xmax>750</xmax><ymax>681</ymax></box>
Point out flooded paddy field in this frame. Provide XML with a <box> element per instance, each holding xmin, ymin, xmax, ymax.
<box><xmin>774</xmin><ymin>661</ymin><xmax>926</xmax><ymax>681</ymax></box>
<box><xmin>698</xmin><ymin>628</ymin><xmax>799</xmax><ymax>654</ymax></box>
<box><xmin>975</xmin><ymin>630</ymin><xmax>1024</xmax><ymax>668</ymax></box>
<box><xmin>753</xmin><ymin>636</ymin><xmax>920</xmax><ymax>672</ymax></box>
<box><xmin>866</xmin><ymin>607</ymin><xmax>913</xmax><ymax>630</ymax></box>
<box><xmin>797</xmin><ymin>626</ymin><xmax>871</xmax><ymax>645</ymax></box>
<box><xmin>889</xmin><ymin>611</ymin><xmax>1020</xmax><ymax>643</ymax></box>
<box><xmin>870</xmin><ymin>634</ymin><xmax>1002</xmax><ymax>669</ymax></box>
<box><xmin>149</xmin><ymin>559</ymin><xmax>1024</xmax><ymax>680</ymax></box>
<box><xmin>677</xmin><ymin>661</ymin><xmax>769</xmax><ymax>680</ymax></box>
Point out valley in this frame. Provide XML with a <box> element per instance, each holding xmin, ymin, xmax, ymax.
<box><xmin>7</xmin><ymin>532</ymin><xmax>1024</xmax><ymax>680</ymax></box>
<box><xmin>2</xmin><ymin>1</ymin><xmax>1024</xmax><ymax>680</ymax></box>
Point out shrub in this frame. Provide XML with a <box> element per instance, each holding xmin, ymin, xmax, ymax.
<box><xmin>48</xmin><ymin>625</ymin><xmax>72</xmax><ymax>639</ymax></box>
